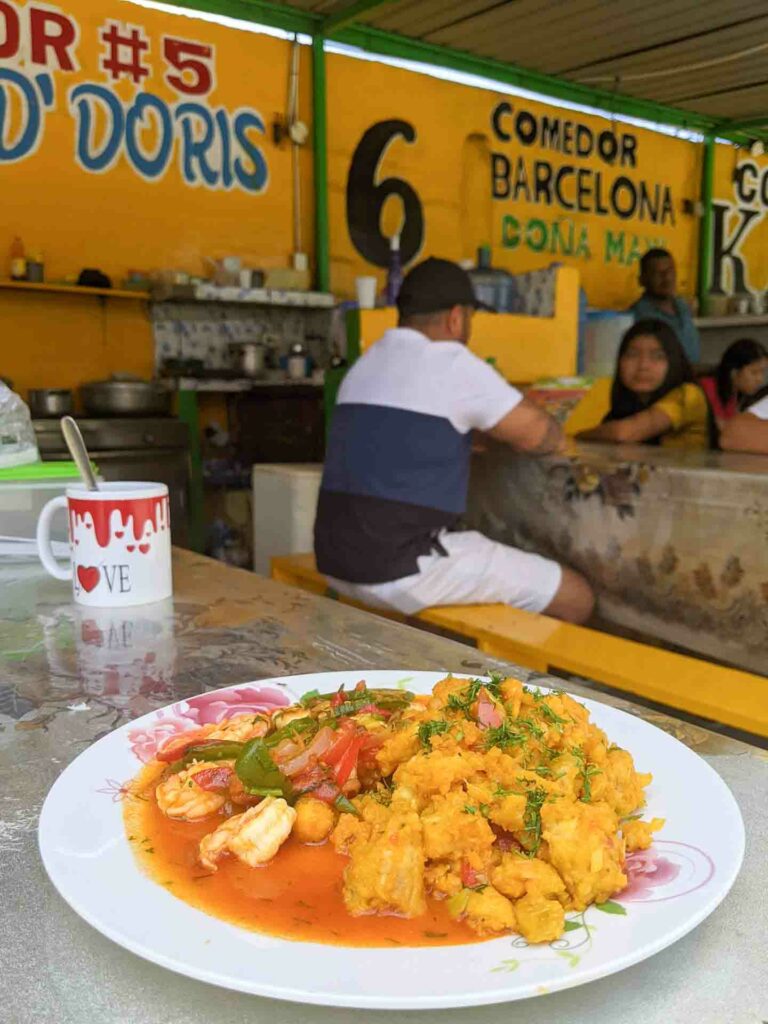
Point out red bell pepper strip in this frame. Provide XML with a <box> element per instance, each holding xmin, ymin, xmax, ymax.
<box><xmin>334</xmin><ymin>734</ymin><xmax>366</xmax><ymax>787</ymax></box>
<box><xmin>321</xmin><ymin>723</ymin><xmax>357</xmax><ymax>767</ymax></box>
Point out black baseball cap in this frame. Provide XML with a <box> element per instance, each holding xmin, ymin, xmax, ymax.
<box><xmin>396</xmin><ymin>257</ymin><xmax>491</xmax><ymax>318</ymax></box>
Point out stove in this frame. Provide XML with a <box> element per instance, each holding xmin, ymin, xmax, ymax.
<box><xmin>34</xmin><ymin>417</ymin><xmax>191</xmax><ymax>547</ymax></box>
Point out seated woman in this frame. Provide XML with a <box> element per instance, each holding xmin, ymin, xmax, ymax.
<box><xmin>577</xmin><ymin>319</ymin><xmax>710</xmax><ymax>449</ymax></box>
<box><xmin>699</xmin><ymin>338</ymin><xmax>768</xmax><ymax>427</ymax></box>
<box><xmin>719</xmin><ymin>387</ymin><xmax>768</xmax><ymax>454</ymax></box>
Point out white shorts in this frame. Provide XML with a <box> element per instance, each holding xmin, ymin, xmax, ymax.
<box><xmin>325</xmin><ymin>530</ymin><xmax>562</xmax><ymax>616</ymax></box>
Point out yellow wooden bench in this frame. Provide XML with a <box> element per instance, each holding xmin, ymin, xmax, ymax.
<box><xmin>271</xmin><ymin>553</ymin><xmax>768</xmax><ymax>739</ymax></box>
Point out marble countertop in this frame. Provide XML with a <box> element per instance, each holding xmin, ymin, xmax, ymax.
<box><xmin>562</xmin><ymin>438</ymin><xmax>768</xmax><ymax>476</ymax></box>
<box><xmin>0</xmin><ymin>550</ymin><xmax>764</xmax><ymax>1024</ymax></box>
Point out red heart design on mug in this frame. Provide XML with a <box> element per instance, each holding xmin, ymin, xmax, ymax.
<box><xmin>77</xmin><ymin>565</ymin><xmax>100</xmax><ymax>593</ymax></box>
<box><xmin>139</xmin><ymin>543</ymin><xmax>150</xmax><ymax>554</ymax></box>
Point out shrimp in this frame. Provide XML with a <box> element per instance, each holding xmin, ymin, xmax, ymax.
<box><xmin>156</xmin><ymin>715</ymin><xmax>268</xmax><ymax>764</ymax></box>
<box><xmin>199</xmin><ymin>797</ymin><xmax>296</xmax><ymax>870</ymax></box>
<box><xmin>270</xmin><ymin>706</ymin><xmax>311</xmax><ymax>730</ymax></box>
<box><xmin>207</xmin><ymin>713</ymin><xmax>270</xmax><ymax>743</ymax></box>
<box><xmin>155</xmin><ymin>761</ymin><xmax>231</xmax><ymax>821</ymax></box>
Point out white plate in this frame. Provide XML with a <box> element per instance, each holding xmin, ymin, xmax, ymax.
<box><xmin>39</xmin><ymin>671</ymin><xmax>744</xmax><ymax>1009</ymax></box>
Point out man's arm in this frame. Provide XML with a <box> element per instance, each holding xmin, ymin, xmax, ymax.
<box><xmin>577</xmin><ymin>406</ymin><xmax>672</xmax><ymax>444</ymax></box>
<box><xmin>719</xmin><ymin>413</ymin><xmax>768</xmax><ymax>454</ymax></box>
<box><xmin>486</xmin><ymin>397</ymin><xmax>565</xmax><ymax>454</ymax></box>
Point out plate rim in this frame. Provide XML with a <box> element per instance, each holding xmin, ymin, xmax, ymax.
<box><xmin>38</xmin><ymin>669</ymin><xmax>746</xmax><ymax>1009</ymax></box>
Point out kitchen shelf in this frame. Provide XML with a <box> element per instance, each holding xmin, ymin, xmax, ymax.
<box><xmin>694</xmin><ymin>314</ymin><xmax>768</xmax><ymax>328</ymax></box>
<box><xmin>172</xmin><ymin>376</ymin><xmax>322</xmax><ymax>392</ymax></box>
<box><xmin>0</xmin><ymin>280</ymin><xmax>149</xmax><ymax>300</ymax></box>
<box><xmin>157</xmin><ymin>283</ymin><xmax>335</xmax><ymax>308</ymax></box>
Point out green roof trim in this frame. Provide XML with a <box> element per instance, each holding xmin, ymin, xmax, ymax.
<box><xmin>164</xmin><ymin>0</ymin><xmax>763</xmax><ymax>143</ymax></box>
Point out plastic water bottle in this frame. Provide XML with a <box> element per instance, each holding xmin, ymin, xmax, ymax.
<box><xmin>0</xmin><ymin>382</ymin><xmax>40</xmax><ymax>468</ymax></box>
<box><xmin>385</xmin><ymin>234</ymin><xmax>402</xmax><ymax>306</ymax></box>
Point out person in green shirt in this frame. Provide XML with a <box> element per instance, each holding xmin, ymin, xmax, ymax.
<box><xmin>629</xmin><ymin>248</ymin><xmax>700</xmax><ymax>364</ymax></box>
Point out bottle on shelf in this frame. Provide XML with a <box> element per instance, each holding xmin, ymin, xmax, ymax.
<box><xmin>9</xmin><ymin>237</ymin><xmax>26</xmax><ymax>281</ymax></box>
<box><xmin>26</xmin><ymin>251</ymin><xmax>44</xmax><ymax>283</ymax></box>
<box><xmin>385</xmin><ymin>233</ymin><xmax>403</xmax><ymax>306</ymax></box>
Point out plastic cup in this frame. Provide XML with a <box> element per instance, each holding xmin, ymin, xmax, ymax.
<box><xmin>355</xmin><ymin>276</ymin><xmax>377</xmax><ymax>309</ymax></box>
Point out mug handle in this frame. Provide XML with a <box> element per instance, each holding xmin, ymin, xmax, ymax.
<box><xmin>36</xmin><ymin>496</ymin><xmax>72</xmax><ymax>581</ymax></box>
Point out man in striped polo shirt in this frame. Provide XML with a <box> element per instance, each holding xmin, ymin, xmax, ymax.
<box><xmin>314</xmin><ymin>257</ymin><xmax>593</xmax><ymax>624</ymax></box>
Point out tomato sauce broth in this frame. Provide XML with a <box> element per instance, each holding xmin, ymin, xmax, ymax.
<box><xmin>124</xmin><ymin>765</ymin><xmax>480</xmax><ymax>948</ymax></box>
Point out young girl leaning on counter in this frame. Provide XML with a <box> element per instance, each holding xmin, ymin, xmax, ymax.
<box><xmin>577</xmin><ymin>319</ymin><xmax>713</xmax><ymax>450</ymax></box>
<box><xmin>699</xmin><ymin>338</ymin><xmax>768</xmax><ymax>428</ymax></box>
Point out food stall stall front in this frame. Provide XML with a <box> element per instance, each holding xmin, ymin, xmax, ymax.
<box><xmin>468</xmin><ymin>440</ymin><xmax>768</xmax><ymax>674</ymax></box>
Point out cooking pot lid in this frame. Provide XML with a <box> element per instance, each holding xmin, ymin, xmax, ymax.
<box><xmin>81</xmin><ymin>378</ymin><xmax>161</xmax><ymax>390</ymax></box>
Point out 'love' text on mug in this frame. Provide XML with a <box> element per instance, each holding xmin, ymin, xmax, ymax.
<box><xmin>77</xmin><ymin>564</ymin><xmax>131</xmax><ymax>594</ymax></box>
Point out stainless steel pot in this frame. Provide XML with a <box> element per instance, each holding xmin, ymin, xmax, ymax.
<box><xmin>27</xmin><ymin>388</ymin><xmax>73</xmax><ymax>418</ymax></box>
<box><xmin>80</xmin><ymin>378</ymin><xmax>171</xmax><ymax>417</ymax></box>
<box><xmin>230</xmin><ymin>341</ymin><xmax>266</xmax><ymax>378</ymax></box>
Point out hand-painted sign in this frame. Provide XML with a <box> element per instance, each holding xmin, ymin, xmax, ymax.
<box><xmin>710</xmin><ymin>157</ymin><xmax>768</xmax><ymax>296</ymax></box>
<box><xmin>334</xmin><ymin>53</ymin><xmax>697</xmax><ymax>308</ymax></box>
<box><xmin>0</xmin><ymin>1</ymin><xmax>268</xmax><ymax>192</ymax></box>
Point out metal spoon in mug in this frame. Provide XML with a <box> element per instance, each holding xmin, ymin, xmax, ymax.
<box><xmin>60</xmin><ymin>416</ymin><xmax>99</xmax><ymax>491</ymax></box>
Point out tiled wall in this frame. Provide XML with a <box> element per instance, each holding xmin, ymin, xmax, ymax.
<box><xmin>151</xmin><ymin>302</ymin><xmax>336</xmax><ymax>372</ymax></box>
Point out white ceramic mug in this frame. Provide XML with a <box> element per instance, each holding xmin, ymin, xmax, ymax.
<box><xmin>36</xmin><ymin>482</ymin><xmax>173</xmax><ymax>607</ymax></box>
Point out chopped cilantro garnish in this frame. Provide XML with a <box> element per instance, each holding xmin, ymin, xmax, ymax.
<box><xmin>479</xmin><ymin>803</ymin><xmax>490</xmax><ymax>818</ymax></box>
<box><xmin>464</xmin><ymin>804</ymin><xmax>477</xmax><ymax>815</ymax></box>
<box><xmin>484</xmin><ymin>721</ymin><xmax>525</xmax><ymax>750</ymax></box>
<box><xmin>300</xmin><ymin>689</ymin><xmax>320</xmax><ymax>707</ymax></box>
<box><xmin>447</xmin><ymin>675</ymin><xmax>502</xmax><ymax>714</ymax></box>
<box><xmin>539</xmin><ymin>703</ymin><xmax>568</xmax><ymax>729</ymax></box>
<box><xmin>517</xmin><ymin>716</ymin><xmax>545</xmax><ymax>739</ymax></box>
<box><xmin>521</xmin><ymin>787</ymin><xmax>548</xmax><ymax>855</ymax></box>
<box><xmin>571</xmin><ymin>745</ymin><xmax>601</xmax><ymax>801</ymax></box>
<box><xmin>494</xmin><ymin>783</ymin><xmax>523</xmax><ymax>799</ymax></box>
<box><xmin>417</xmin><ymin>719</ymin><xmax>451</xmax><ymax>748</ymax></box>
<box><xmin>581</xmin><ymin>765</ymin><xmax>601</xmax><ymax>802</ymax></box>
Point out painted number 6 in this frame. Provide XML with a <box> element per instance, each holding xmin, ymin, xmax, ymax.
<box><xmin>346</xmin><ymin>119</ymin><xmax>424</xmax><ymax>268</ymax></box>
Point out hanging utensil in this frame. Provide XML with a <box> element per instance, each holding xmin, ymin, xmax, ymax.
<box><xmin>60</xmin><ymin>416</ymin><xmax>99</xmax><ymax>491</ymax></box>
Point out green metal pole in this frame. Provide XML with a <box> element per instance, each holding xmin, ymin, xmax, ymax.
<box><xmin>312</xmin><ymin>34</ymin><xmax>331</xmax><ymax>294</ymax></box>
<box><xmin>697</xmin><ymin>135</ymin><xmax>715</xmax><ymax>318</ymax></box>
<box><xmin>176</xmin><ymin>389</ymin><xmax>205</xmax><ymax>552</ymax></box>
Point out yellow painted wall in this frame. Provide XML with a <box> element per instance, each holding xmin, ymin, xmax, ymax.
<box><xmin>1</xmin><ymin>0</ymin><xmax>710</xmax><ymax>399</ymax></box>
<box><xmin>327</xmin><ymin>54</ymin><xmax>703</xmax><ymax>308</ymax></box>
<box><xmin>0</xmin><ymin>0</ymin><xmax>313</xmax><ymax>396</ymax></box>
<box><xmin>357</xmin><ymin>266</ymin><xmax>580</xmax><ymax>382</ymax></box>
<box><xmin>2</xmin><ymin>0</ymin><xmax>313</xmax><ymax>283</ymax></box>
<box><xmin>0</xmin><ymin>290</ymin><xmax>153</xmax><ymax>396</ymax></box>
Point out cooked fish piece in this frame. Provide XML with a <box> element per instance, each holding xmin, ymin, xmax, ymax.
<box><xmin>343</xmin><ymin>806</ymin><xmax>426</xmax><ymax>917</ymax></box>
<box><xmin>514</xmin><ymin>893</ymin><xmax>565</xmax><ymax>943</ymax></box>
<box><xmin>491</xmin><ymin>854</ymin><xmax>566</xmax><ymax>900</ymax></box>
<box><xmin>461</xmin><ymin>885</ymin><xmax>516</xmax><ymax>935</ymax></box>
<box><xmin>541</xmin><ymin>799</ymin><xmax>627</xmax><ymax>909</ymax></box>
